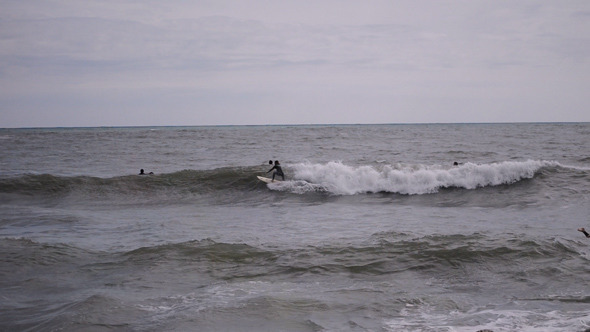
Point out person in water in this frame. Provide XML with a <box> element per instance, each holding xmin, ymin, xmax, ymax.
<box><xmin>267</xmin><ymin>160</ymin><xmax>285</xmax><ymax>181</ymax></box>
<box><xmin>139</xmin><ymin>169</ymin><xmax>154</xmax><ymax>175</ymax></box>
<box><xmin>578</xmin><ymin>228</ymin><xmax>590</xmax><ymax>238</ymax></box>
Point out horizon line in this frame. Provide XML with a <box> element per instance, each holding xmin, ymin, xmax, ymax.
<box><xmin>1</xmin><ymin>121</ymin><xmax>588</xmax><ymax>130</ymax></box>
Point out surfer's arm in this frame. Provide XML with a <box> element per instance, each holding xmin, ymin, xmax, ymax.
<box><xmin>578</xmin><ymin>228</ymin><xmax>590</xmax><ymax>238</ymax></box>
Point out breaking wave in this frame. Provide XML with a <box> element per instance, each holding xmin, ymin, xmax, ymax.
<box><xmin>288</xmin><ymin>160</ymin><xmax>561</xmax><ymax>195</ymax></box>
<box><xmin>0</xmin><ymin>160</ymin><xmax>580</xmax><ymax>201</ymax></box>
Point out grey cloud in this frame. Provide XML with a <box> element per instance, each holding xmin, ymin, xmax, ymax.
<box><xmin>0</xmin><ymin>1</ymin><xmax>589</xmax><ymax>127</ymax></box>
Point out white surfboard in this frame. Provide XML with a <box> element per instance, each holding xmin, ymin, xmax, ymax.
<box><xmin>257</xmin><ymin>176</ymin><xmax>281</xmax><ymax>183</ymax></box>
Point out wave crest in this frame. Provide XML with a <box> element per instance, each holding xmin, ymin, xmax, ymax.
<box><xmin>290</xmin><ymin>160</ymin><xmax>557</xmax><ymax>195</ymax></box>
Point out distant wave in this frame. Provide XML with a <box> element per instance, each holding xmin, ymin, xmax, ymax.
<box><xmin>0</xmin><ymin>160</ymin><xmax>577</xmax><ymax>200</ymax></box>
<box><xmin>0</xmin><ymin>167</ymin><xmax>264</xmax><ymax>203</ymax></box>
<box><xmin>288</xmin><ymin>160</ymin><xmax>561</xmax><ymax>195</ymax></box>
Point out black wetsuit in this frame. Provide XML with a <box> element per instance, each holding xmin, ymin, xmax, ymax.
<box><xmin>268</xmin><ymin>164</ymin><xmax>285</xmax><ymax>181</ymax></box>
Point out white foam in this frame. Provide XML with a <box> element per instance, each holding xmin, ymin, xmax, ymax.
<box><xmin>289</xmin><ymin>160</ymin><xmax>557</xmax><ymax>195</ymax></box>
<box><xmin>384</xmin><ymin>306</ymin><xmax>590</xmax><ymax>332</ymax></box>
<box><xmin>267</xmin><ymin>180</ymin><xmax>327</xmax><ymax>194</ymax></box>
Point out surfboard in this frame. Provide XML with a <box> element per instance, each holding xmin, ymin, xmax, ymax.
<box><xmin>257</xmin><ymin>176</ymin><xmax>281</xmax><ymax>183</ymax></box>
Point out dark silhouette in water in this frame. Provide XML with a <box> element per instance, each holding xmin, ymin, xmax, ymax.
<box><xmin>139</xmin><ymin>169</ymin><xmax>154</xmax><ymax>175</ymax></box>
<box><xmin>267</xmin><ymin>160</ymin><xmax>285</xmax><ymax>181</ymax></box>
<box><xmin>578</xmin><ymin>228</ymin><xmax>590</xmax><ymax>238</ymax></box>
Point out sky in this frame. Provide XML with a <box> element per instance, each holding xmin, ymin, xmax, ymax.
<box><xmin>1</xmin><ymin>0</ymin><xmax>589</xmax><ymax>128</ymax></box>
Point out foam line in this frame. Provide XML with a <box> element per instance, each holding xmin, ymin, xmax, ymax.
<box><xmin>290</xmin><ymin>160</ymin><xmax>557</xmax><ymax>195</ymax></box>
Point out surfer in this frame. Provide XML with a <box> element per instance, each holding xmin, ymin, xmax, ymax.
<box><xmin>267</xmin><ymin>160</ymin><xmax>285</xmax><ymax>181</ymax></box>
<box><xmin>578</xmin><ymin>228</ymin><xmax>590</xmax><ymax>238</ymax></box>
<box><xmin>139</xmin><ymin>169</ymin><xmax>154</xmax><ymax>175</ymax></box>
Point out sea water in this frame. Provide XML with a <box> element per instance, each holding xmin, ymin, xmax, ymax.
<box><xmin>0</xmin><ymin>123</ymin><xmax>589</xmax><ymax>331</ymax></box>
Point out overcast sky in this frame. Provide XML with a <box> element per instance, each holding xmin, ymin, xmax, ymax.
<box><xmin>1</xmin><ymin>0</ymin><xmax>589</xmax><ymax>127</ymax></box>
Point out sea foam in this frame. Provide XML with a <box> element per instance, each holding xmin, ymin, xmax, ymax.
<box><xmin>290</xmin><ymin>160</ymin><xmax>557</xmax><ymax>195</ymax></box>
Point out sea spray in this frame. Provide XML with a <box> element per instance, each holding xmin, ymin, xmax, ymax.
<box><xmin>290</xmin><ymin>160</ymin><xmax>558</xmax><ymax>195</ymax></box>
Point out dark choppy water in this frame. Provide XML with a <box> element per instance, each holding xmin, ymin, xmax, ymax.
<box><xmin>1</xmin><ymin>123</ymin><xmax>589</xmax><ymax>331</ymax></box>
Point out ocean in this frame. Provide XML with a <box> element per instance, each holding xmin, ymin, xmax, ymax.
<box><xmin>0</xmin><ymin>123</ymin><xmax>589</xmax><ymax>332</ymax></box>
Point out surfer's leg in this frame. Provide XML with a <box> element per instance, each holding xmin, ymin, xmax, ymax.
<box><xmin>578</xmin><ymin>228</ymin><xmax>590</xmax><ymax>238</ymax></box>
